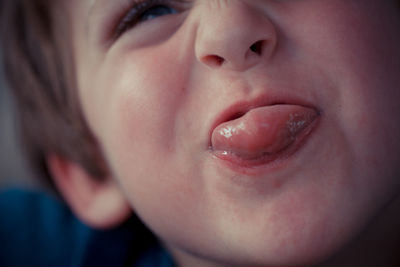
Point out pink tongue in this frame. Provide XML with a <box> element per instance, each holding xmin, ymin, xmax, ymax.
<box><xmin>211</xmin><ymin>105</ymin><xmax>318</xmax><ymax>160</ymax></box>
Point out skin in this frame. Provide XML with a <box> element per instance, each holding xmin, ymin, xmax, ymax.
<box><xmin>67</xmin><ymin>0</ymin><xmax>400</xmax><ymax>266</ymax></box>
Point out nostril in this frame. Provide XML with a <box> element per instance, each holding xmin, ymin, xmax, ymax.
<box><xmin>250</xmin><ymin>40</ymin><xmax>265</xmax><ymax>56</ymax></box>
<box><xmin>202</xmin><ymin>55</ymin><xmax>225</xmax><ymax>67</ymax></box>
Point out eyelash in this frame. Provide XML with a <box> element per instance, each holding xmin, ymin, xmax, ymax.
<box><xmin>113</xmin><ymin>0</ymin><xmax>182</xmax><ymax>40</ymax></box>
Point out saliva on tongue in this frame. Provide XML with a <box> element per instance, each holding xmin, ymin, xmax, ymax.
<box><xmin>211</xmin><ymin>105</ymin><xmax>318</xmax><ymax>161</ymax></box>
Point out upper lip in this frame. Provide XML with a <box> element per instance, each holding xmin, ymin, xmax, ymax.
<box><xmin>208</xmin><ymin>93</ymin><xmax>319</xmax><ymax>147</ymax></box>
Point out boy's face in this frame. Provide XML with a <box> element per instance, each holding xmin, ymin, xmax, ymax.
<box><xmin>72</xmin><ymin>0</ymin><xmax>400</xmax><ymax>265</ymax></box>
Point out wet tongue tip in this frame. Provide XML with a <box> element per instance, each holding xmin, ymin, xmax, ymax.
<box><xmin>211</xmin><ymin>105</ymin><xmax>318</xmax><ymax>160</ymax></box>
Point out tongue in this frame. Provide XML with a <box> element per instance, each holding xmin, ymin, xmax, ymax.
<box><xmin>211</xmin><ymin>105</ymin><xmax>318</xmax><ymax>160</ymax></box>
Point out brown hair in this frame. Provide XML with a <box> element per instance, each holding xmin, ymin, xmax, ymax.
<box><xmin>0</xmin><ymin>0</ymin><xmax>107</xmax><ymax>190</ymax></box>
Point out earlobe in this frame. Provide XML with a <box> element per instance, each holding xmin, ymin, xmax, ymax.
<box><xmin>47</xmin><ymin>155</ymin><xmax>132</xmax><ymax>229</ymax></box>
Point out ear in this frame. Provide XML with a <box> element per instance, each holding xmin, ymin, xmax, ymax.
<box><xmin>47</xmin><ymin>155</ymin><xmax>132</xmax><ymax>229</ymax></box>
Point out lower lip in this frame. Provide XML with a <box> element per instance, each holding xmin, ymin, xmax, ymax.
<box><xmin>209</xmin><ymin>116</ymin><xmax>321</xmax><ymax>175</ymax></box>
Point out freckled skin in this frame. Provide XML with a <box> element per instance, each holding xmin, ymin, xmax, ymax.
<box><xmin>211</xmin><ymin>105</ymin><xmax>319</xmax><ymax>159</ymax></box>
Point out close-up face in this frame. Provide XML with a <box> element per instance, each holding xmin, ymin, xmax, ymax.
<box><xmin>70</xmin><ymin>0</ymin><xmax>400</xmax><ymax>266</ymax></box>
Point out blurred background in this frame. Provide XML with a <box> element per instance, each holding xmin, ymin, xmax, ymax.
<box><xmin>0</xmin><ymin>47</ymin><xmax>37</xmax><ymax>189</ymax></box>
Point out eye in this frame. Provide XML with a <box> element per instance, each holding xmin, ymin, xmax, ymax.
<box><xmin>114</xmin><ymin>0</ymin><xmax>180</xmax><ymax>39</ymax></box>
<box><xmin>140</xmin><ymin>5</ymin><xmax>178</xmax><ymax>22</ymax></box>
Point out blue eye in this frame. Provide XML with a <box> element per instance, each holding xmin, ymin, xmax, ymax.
<box><xmin>139</xmin><ymin>5</ymin><xmax>178</xmax><ymax>22</ymax></box>
<box><xmin>114</xmin><ymin>0</ymin><xmax>180</xmax><ymax>39</ymax></box>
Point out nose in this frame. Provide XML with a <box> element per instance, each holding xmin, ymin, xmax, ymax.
<box><xmin>195</xmin><ymin>1</ymin><xmax>278</xmax><ymax>71</ymax></box>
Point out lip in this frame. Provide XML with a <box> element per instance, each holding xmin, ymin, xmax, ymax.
<box><xmin>208</xmin><ymin>93</ymin><xmax>321</xmax><ymax>174</ymax></box>
<box><xmin>208</xmin><ymin>93</ymin><xmax>319</xmax><ymax>145</ymax></box>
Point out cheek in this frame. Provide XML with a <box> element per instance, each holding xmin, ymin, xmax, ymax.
<box><xmin>90</xmin><ymin>48</ymin><xmax>205</xmax><ymax>231</ymax></box>
<box><xmin>104</xmin><ymin>92</ymin><xmax>204</xmax><ymax>241</ymax></box>
<box><xmin>94</xmin><ymin>46</ymin><xmax>184</xmax><ymax>161</ymax></box>
<box><xmin>291</xmin><ymin>0</ymin><xmax>400</xmax><ymax>183</ymax></box>
<box><xmin>101</xmin><ymin>56</ymin><xmax>180</xmax><ymax>178</ymax></box>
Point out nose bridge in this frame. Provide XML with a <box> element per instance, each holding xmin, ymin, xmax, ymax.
<box><xmin>195</xmin><ymin>0</ymin><xmax>277</xmax><ymax>71</ymax></box>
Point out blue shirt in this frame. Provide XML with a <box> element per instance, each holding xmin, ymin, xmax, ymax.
<box><xmin>0</xmin><ymin>189</ymin><xmax>175</xmax><ymax>267</ymax></box>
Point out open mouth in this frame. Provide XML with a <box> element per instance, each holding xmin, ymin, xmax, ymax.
<box><xmin>210</xmin><ymin>104</ymin><xmax>320</xmax><ymax>169</ymax></box>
